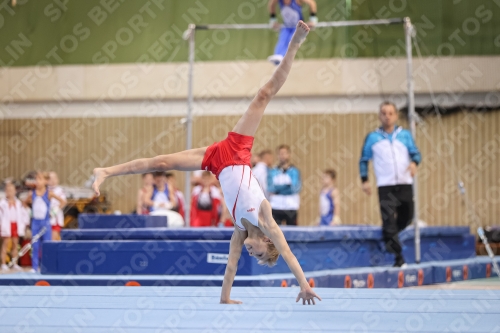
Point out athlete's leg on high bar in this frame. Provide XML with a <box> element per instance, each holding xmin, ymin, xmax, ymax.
<box><xmin>232</xmin><ymin>21</ymin><xmax>310</xmax><ymax>137</ymax></box>
<box><xmin>92</xmin><ymin>147</ymin><xmax>207</xmax><ymax>196</ymax></box>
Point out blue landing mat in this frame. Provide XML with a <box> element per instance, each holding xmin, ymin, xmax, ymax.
<box><xmin>0</xmin><ymin>286</ymin><xmax>498</xmax><ymax>332</ymax></box>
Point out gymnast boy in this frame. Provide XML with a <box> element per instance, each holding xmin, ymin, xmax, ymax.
<box><xmin>92</xmin><ymin>21</ymin><xmax>321</xmax><ymax>305</ymax></box>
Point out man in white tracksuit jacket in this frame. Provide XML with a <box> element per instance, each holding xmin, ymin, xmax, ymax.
<box><xmin>359</xmin><ymin>101</ymin><xmax>422</xmax><ymax>267</ymax></box>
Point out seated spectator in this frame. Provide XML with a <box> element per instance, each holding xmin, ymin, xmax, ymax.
<box><xmin>48</xmin><ymin>171</ymin><xmax>66</xmax><ymax>241</ymax></box>
<box><xmin>191</xmin><ymin>170</ymin><xmax>218</xmax><ymax>187</ymax></box>
<box><xmin>190</xmin><ymin>171</ymin><xmax>221</xmax><ymax>227</ymax></box>
<box><xmin>0</xmin><ymin>182</ymin><xmax>28</xmax><ymax>271</ymax></box>
<box><xmin>318</xmin><ymin>169</ymin><xmax>341</xmax><ymax>226</ymax></box>
<box><xmin>136</xmin><ymin>173</ymin><xmax>153</xmax><ymax>215</ymax></box>
<box><xmin>166</xmin><ymin>172</ymin><xmax>185</xmax><ymax>221</ymax></box>
<box><xmin>149</xmin><ymin>172</ymin><xmax>176</xmax><ymax>213</ymax></box>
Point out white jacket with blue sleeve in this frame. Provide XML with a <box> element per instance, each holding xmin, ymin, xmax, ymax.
<box><xmin>267</xmin><ymin>165</ymin><xmax>302</xmax><ymax>210</ymax></box>
<box><xmin>359</xmin><ymin>126</ymin><xmax>421</xmax><ymax>187</ymax></box>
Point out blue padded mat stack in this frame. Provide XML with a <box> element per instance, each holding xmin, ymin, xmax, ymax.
<box><xmin>42</xmin><ymin>214</ymin><xmax>478</xmax><ymax>278</ymax></box>
<box><xmin>400</xmin><ymin>226</ymin><xmax>475</xmax><ymax>263</ymax></box>
<box><xmin>48</xmin><ymin>226</ymin><xmax>393</xmax><ymax>275</ymax></box>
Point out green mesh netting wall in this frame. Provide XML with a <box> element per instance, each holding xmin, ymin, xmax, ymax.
<box><xmin>0</xmin><ymin>0</ymin><xmax>499</xmax><ymax>66</ymax></box>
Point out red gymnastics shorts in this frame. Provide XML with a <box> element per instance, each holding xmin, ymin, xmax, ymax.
<box><xmin>10</xmin><ymin>222</ymin><xmax>18</xmax><ymax>238</ymax></box>
<box><xmin>201</xmin><ymin>132</ymin><xmax>254</xmax><ymax>179</ymax></box>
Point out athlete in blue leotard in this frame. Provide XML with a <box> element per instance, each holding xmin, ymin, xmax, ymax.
<box><xmin>149</xmin><ymin>171</ymin><xmax>175</xmax><ymax>212</ymax></box>
<box><xmin>268</xmin><ymin>0</ymin><xmax>317</xmax><ymax>65</ymax></box>
<box><xmin>318</xmin><ymin>169</ymin><xmax>341</xmax><ymax>226</ymax></box>
<box><xmin>25</xmin><ymin>171</ymin><xmax>66</xmax><ymax>272</ymax></box>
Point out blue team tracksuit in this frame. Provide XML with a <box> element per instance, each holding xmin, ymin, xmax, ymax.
<box><xmin>359</xmin><ymin>125</ymin><xmax>421</xmax><ymax>265</ymax></box>
<box><xmin>31</xmin><ymin>190</ymin><xmax>52</xmax><ymax>271</ymax></box>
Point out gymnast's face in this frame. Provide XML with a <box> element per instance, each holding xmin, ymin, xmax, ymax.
<box><xmin>322</xmin><ymin>173</ymin><xmax>333</xmax><ymax>187</ymax></box>
<box><xmin>5</xmin><ymin>183</ymin><xmax>15</xmax><ymax>199</ymax></box>
<box><xmin>201</xmin><ymin>175</ymin><xmax>212</xmax><ymax>187</ymax></box>
<box><xmin>36</xmin><ymin>172</ymin><xmax>48</xmax><ymax>187</ymax></box>
<box><xmin>261</xmin><ymin>153</ymin><xmax>274</xmax><ymax>167</ymax></box>
<box><xmin>278</xmin><ymin>148</ymin><xmax>290</xmax><ymax>165</ymax></box>
<box><xmin>244</xmin><ymin>237</ymin><xmax>269</xmax><ymax>261</ymax></box>
<box><xmin>379</xmin><ymin>104</ymin><xmax>398</xmax><ymax>129</ymax></box>
<box><xmin>154</xmin><ymin>175</ymin><xmax>166</xmax><ymax>188</ymax></box>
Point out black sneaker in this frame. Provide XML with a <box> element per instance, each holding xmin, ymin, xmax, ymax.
<box><xmin>393</xmin><ymin>257</ymin><xmax>406</xmax><ymax>267</ymax></box>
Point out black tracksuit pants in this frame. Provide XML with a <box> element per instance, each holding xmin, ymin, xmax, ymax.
<box><xmin>378</xmin><ymin>185</ymin><xmax>414</xmax><ymax>263</ymax></box>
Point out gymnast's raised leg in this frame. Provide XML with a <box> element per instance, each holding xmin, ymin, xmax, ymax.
<box><xmin>92</xmin><ymin>21</ymin><xmax>310</xmax><ymax>197</ymax></box>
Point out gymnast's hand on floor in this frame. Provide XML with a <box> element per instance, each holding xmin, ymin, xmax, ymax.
<box><xmin>220</xmin><ymin>299</ymin><xmax>242</xmax><ymax>304</ymax></box>
<box><xmin>296</xmin><ymin>287</ymin><xmax>321</xmax><ymax>305</ymax></box>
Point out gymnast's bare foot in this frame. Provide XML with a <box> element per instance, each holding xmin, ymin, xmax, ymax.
<box><xmin>291</xmin><ymin>20</ymin><xmax>310</xmax><ymax>45</ymax></box>
<box><xmin>92</xmin><ymin>168</ymin><xmax>107</xmax><ymax>196</ymax></box>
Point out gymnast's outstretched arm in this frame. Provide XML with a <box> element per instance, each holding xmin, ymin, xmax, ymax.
<box><xmin>259</xmin><ymin>200</ymin><xmax>321</xmax><ymax>304</ymax></box>
<box><xmin>220</xmin><ymin>229</ymin><xmax>247</xmax><ymax>304</ymax></box>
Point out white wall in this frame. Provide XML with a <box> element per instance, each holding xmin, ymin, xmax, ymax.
<box><xmin>0</xmin><ymin>56</ymin><xmax>498</xmax><ymax>108</ymax></box>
